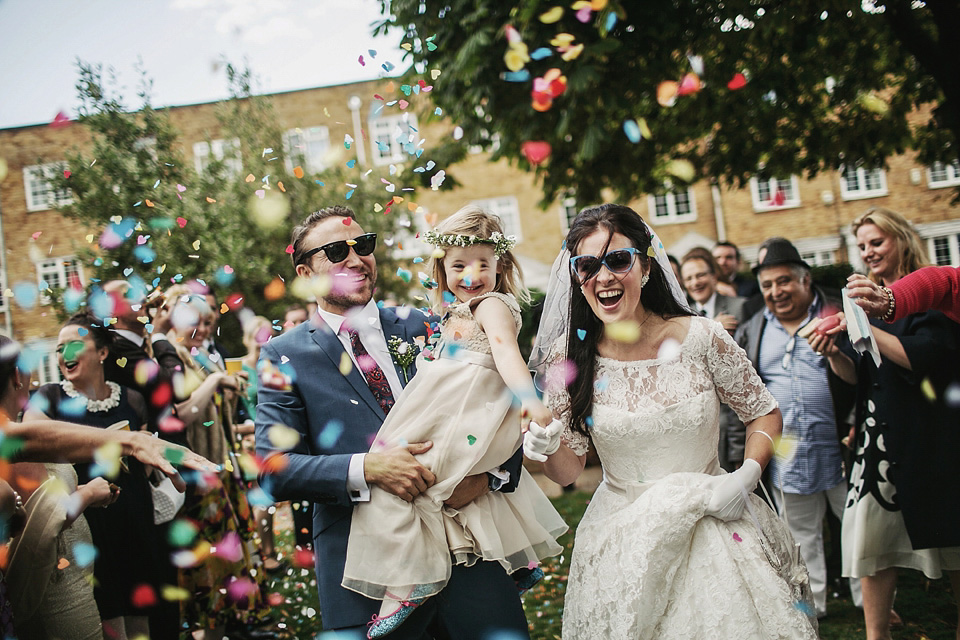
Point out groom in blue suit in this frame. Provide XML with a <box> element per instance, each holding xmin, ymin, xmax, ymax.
<box><xmin>255</xmin><ymin>206</ymin><xmax>529</xmax><ymax>638</ymax></box>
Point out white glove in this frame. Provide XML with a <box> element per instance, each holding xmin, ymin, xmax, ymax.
<box><xmin>523</xmin><ymin>419</ymin><xmax>563</xmax><ymax>462</ymax></box>
<box><xmin>704</xmin><ymin>459</ymin><xmax>762</xmax><ymax>521</ymax></box>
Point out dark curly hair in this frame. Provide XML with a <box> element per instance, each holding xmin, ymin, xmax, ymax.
<box><xmin>564</xmin><ymin>204</ymin><xmax>693</xmax><ymax>436</ymax></box>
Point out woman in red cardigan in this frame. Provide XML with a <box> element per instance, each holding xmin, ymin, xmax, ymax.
<box><xmin>847</xmin><ymin>266</ymin><xmax>960</xmax><ymax>323</ymax></box>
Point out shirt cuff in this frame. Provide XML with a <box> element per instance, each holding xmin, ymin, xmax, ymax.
<box><xmin>150</xmin><ymin>333</ymin><xmax>170</xmax><ymax>344</ymax></box>
<box><xmin>347</xmin><ymin>453</ymin><xmax>370</xmax><ymax>502</ymax></box>
<box><xmin>487</xmin><ymin>468</ymin><xmax>510</xmax><ymax>491</ymax></box>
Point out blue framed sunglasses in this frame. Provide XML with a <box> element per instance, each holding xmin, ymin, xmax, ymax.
<box><xmin>570</xmin><ymin>247</ymin><xmax>642</xmax><ymax>283</ymax></box>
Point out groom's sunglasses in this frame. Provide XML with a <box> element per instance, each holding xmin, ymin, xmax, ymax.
<box><xmin>570</xmin><ymin>248</ymin><xmax>641</xmax><ymax>284</ymax></box>
<box><xmin>298</xmin><ymin>233</ymin><xmax>377</xmax><ymax>265</ymax></box>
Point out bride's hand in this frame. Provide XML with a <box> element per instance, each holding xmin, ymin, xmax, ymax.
<box><xmin>704</xmin><ymin>459</ymin><xmax>762</xmax><ymax>521</ymax></box>
<box><xmin>523</xmin><ymin>419</ymin><xmax>563</xmax><ymax>462</ymax></box>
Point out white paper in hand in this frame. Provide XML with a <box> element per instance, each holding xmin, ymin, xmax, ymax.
<box><xmin>842</xmin><ymin>286</ymin><xmax>881</xmax><ymax>367</ymax></box>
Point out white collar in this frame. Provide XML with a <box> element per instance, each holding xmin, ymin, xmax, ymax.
<box><xmin>697</xmin><ymin>291</ymin><xmax>718</xmax><ymax>316</ymax></box>
<box><xmin>317</xmin><ymin>298</ymin><xmax>382</xmax><ymax>335</ymax></box>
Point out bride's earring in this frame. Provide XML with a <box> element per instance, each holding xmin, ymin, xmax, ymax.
<box><xmin>640</xmin><ymin>274</ymin><xmax>650</xmax><ymax>287</ymax></box>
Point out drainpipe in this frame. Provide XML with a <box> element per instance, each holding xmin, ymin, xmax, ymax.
<box><xmin>711</xmin><ymin>182</ymin><xmax>727</xmax><ymax>242</ymax></box>
<box><xmin>347</xmin><ymin>96</ymin><xmax>366</xmax><ymax>168</ymax></box>
<box><xmin>0</xmin><ymin>192</ymin><xmax>12</xmax><ymax>337</ymax></box>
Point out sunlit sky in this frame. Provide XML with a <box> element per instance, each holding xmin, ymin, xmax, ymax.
<box><xmin>0</xmin><ymin>0</ymin><xmax>406</xmax><ymax>129</ymax></box>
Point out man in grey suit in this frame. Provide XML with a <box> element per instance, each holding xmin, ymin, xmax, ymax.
<box><xmin>255</xmin><ymin>206</ymin><xmax>528</xmax><ymax>639</ymax></box>
<box><xmin>680</xmin><ymin>249</ymin><xmax>746</xmax><ymax>334</ymax></box>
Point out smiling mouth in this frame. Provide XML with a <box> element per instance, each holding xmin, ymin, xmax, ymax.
<box><xmin>597</xmin><ymin>291</ymin><xmax>623</xmax><ymax>308</ymax></box>
<box><xmin>64</xmin><ymin>361</ymin><xmax>79</xmax><ymax>373</ymax></box>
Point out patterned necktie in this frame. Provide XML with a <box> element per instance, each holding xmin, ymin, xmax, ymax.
<box><xmin>344</xmin><ymin>327</ymin><xmax>395</xmax><ymax>416</ymax></box>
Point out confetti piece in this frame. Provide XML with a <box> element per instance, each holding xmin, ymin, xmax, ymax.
<box><xmin>115</xmin><ymin>356</ymin><xmax>128</xmax><ymax>368</ymax></box>
<box><xmin>657</xmin><ymin>81</ymin><xmax>679</xmax><ymax>107</ymax></box>
<box><xmin>318</xmin><ymin>420</ymin><xmax>344</xmax><ymax>449</ymax></box>
<box><xmin>732</xmin><ymin>532</ymin><xmax>743</xmax><ymax>542</ymax></box>
<box><xmin>576</xmin><ymin>329</ymin><xmax>586</xmax><ymax>341</ymax></box>
<box><xmin>176</xmin><ymin>217</ymin><xmax>187</xmax><ymax>228</ymax></box>
<box><xmin>623</xmin><ymin>120</ymin><xmax>642</xmax><ymax>143</ymax></box>
<box><xmin>132</xmin><ymin>584</ymin><xmax>157</xmax><ymax>608</ymax></box>
<box><xmin>64</xmin><ymin>170</ymin><xmax>72</xmax><ymax>179</ymax></box>
<box><xmin>605</xmin><ymin>12</ymin><xmax>617</xmax><ymax>30</ymax></box>
<box><xmin>51</xmin><ymin>111</ymin><xmax>70</xmax><ymax>128</ymax></box>
<box><xmin>467</xmin><ymin>435</ymin><xmax>477</xmax><ymax>445</ymax></box>
<box><xmin>676</xmin><ymin>72</ymin><xmax>702</xmax><ymax>96</ymax></box>
<box><xmin>859</xmin><ymin>92</ymin><xmax>890</xmax><ymax>116</ymax></box>
<box><xmin>268</xmin><ymin>424</ymin><xmax>301</xmax><ymax>450</ymax></box>
<box><xmin>73</xmin><ymin>542</ymin><xmax>98</xmax><ymax>567</ymax></box>
<box><xmin>264</xmin><ymin>276</ymin><xmax>286</xmax><ymax>301</ymax></box>
<box><xmin>162</xmin><ymin>586</ymin><xmax>191</xmax><ymax>601</ymax></box>
<box><xmin>666</xmin><ymin>158</ymin><xmax>696</xmax><ymax>182</ymax></box>
<box><xmin>530</xmin><ymin>47</ymin><xmax>553</xmax><ymax>60</ymax></box>
<box><xmin>397</xmin><ymin>267</ymin><xmax>412</xmax><ymax>283</ymax></box>
<box><xmin>539</xmin><ymin>6</ymin><xmax>563</xmax><ymax>23</ymax></box>
<box><xmin>293</xmin><ymin>166</ymin><xmax>305</xmax><ymax>179</ymax></box>
<box><xmin>213</xmin><ymin>532</ymin><xmax>243</xmax><ymax>562</ymax></box>
<box><xmin>727</xmin><ymin>73</ymin><xmax>747</xmax><ymax>90</ymax></box>
<box><xmin>58</xmin><ymin>557</ymin><xmax>70</xmax><ymax>570</ymax></box>
<box><xmin>522</xmin><ymin>141</ymin><xmax>552</xmax><ymax>165</ymax></box>
<box><xmin>503</xmin><ymin>70</ymin><xmax>531</xmax><ymax>82</ymax></box>
<box><xmin>920</xmin><ymin>377</ymin><xmax>936</xmax><ymax>401</ymax></box>
<box><xmin>430</xmin><ymin>170</ymin><xmax>446</xmax><ymax>190</ymax></box>
<box><xmin>606</xmin><ymin>320</ymin><xmax>640</xmax><ymax>343</ymax></box>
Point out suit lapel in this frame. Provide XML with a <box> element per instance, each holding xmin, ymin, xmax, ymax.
<box><xmin>379</xmin><ymin>307</ymin><xmax>412</xmax><ymax>388</ymax></box>
<box><xmin>309</xmin><ymin>317</ymin><xmax>384</xmax><ymax>416</ymax></box>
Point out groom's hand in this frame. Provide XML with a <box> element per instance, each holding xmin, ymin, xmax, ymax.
<box><xmin>364</xmin><ymin>442</ymin><xmax>436</xmax><ymax>502</ymax></box>
<box><xmin>443</xmin><ymin>474</ymin><xmax>490</xmax><ymax>510</ymax></box>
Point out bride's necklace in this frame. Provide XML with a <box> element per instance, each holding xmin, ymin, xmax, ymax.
<box><xmin>60</xmin><ymin>379</ymin><xmax>121</xmax><ymax>413</ymax></box>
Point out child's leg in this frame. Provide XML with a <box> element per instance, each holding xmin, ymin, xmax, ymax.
<box><xmin>511</xmin><ymin>565</ymin><xmax>545</xmax><ymax>595</ymax></box>
<box><xmin>368</xmin><ymin>585</ymin><xmax>434</xmax><ymax>639</ymax></box>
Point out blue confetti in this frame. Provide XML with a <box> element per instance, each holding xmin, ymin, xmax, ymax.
<box><xmin>12</xmin><ymin>282</ymin><xmax>38</xmax><ymax>310</ymax></box>
<box><xmin>59</xmin><ymin>395</ymin><xmax>89</xmax><ymax>418</ymax></box>
<box><xmin>63</xmin><ymin>287</ymin><xmax>85</xmax><ymax>312</ymax></box>
<box><xmin>576</xmin><ymin>329</ymin><xmax>586</xmax><ymax>340</ymax></box>
<box><xmin>245</xmin><ymin>487</ymin><xmax>274</xmax><ymax>507</ymax></box>
<box><xmin>434</xmin><ymin>107</ymin><xmax>442</xmax><ymax>116</ymax></box>
<box><xmin>73</xmin><ymin>541</ymin><xmax>98</xmax><ymax>567</ymax></box>
<box><xmin>530</xmin><ymin>47</ymin><xmax>552</xmax><ymax>60</ymax></box>
<box><xmin>215</xmin><ymin>266</ymin><xmax>236</xmax><ymax>287</ymax></box>
<box><xmin>413</xmin><ymin>257</ymin><xmax>423</xmax><ymax>264</ymax></box>
<box><xmin>134</xmin><ymin>245</ymin><xmax>156</xmax><ymax>263</ymax></box>
<box><xmin>346</xmin><ymin>159</ymin><xmax>356</xmax><ymax>168</ymax></box>
<box><xmin>605</xmin><ymin>12</ymin><xmax>617</xmax><ymax>30</ymax></box>
<box><xmin>623</xmin><ymin>119</ymin><xmax>642</xmax><ymax>143</ymax></box>
<box><xmin>381</xmin><ymin>61</ymin><xmax>395</xmax><ymax>72</ymax></box>
<box><xmin>345</xmin><ymin>189</ymin><xmax>355</xmax><ymax>200</ymax></box>
<box><xmin>503</xmin><ymin>70</ymin><xmax>531</xmax><ymax>83</ymax></box>
<box><xmin>318</xmin><ymin>420</ymin><xmax>344</xmax><ymax>449</ymax></box>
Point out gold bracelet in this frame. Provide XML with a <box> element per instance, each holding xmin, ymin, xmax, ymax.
<box><xmin>880</xmin><ymin>286</ymin><xmax>896</xmax><ymax>323</ymax></box>
<box><xmin>746</xmin><ymin>429</ymin><xmax>776</xmax><ymax>452</ymax></box>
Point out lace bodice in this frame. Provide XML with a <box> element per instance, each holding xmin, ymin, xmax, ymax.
<box><xmin>441</xmin><ymin>292</ymin><xmax>521</xmax><ymax>355</ymax></box>
<box><xmin>548</xmin><ymin>317</ymin><xmax>776</xmax><ymax>482</ymax></box>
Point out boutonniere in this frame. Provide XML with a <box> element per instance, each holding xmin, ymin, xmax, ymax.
<box><xmin>388</xmin><ymin>336</ymin><xmax>420</xmax><ymax>383</ymax></box>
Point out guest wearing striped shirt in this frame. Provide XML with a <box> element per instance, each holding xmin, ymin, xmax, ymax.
<box><xmin>733</xmin><ymin>238</ymin><xmax>858</xmax><ymax>619</ymax></box>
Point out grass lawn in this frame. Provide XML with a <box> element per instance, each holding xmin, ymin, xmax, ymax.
<box><xmin>264</xmin><ymin>491</ymin><xmax>957</xmax><ymax>639</ymax></box>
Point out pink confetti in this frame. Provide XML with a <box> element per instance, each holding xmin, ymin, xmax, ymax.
<box><xmin>176</xmin><ymin>217</ymin><xmax>187</xmax><ymax>228</ymax></box>
<box><xmin>732</xmin><ymin>532</ymin><xmax>742</xmax><ymax>542</ymax></box>
<box><xmin>358</xmin><ymin>55</ymin><xmax>365</xmax><ymax>66</ymax></box>
<box><xmin>63</xmin><ymin>170</ymin><xmax>72</xmax><ymax>179</ymax></box>
<box><xmin>576</xmin><ymin>6</ymin><xmax>591</xmax><ymax>22</ymax></box>
<box><xmin>50</xmin><ymin>111</ymin><xmax>71</xmax><ymax>128</ymax></box>
<box><xmin>285</xmin><ymin>244</ymin><xmax>294</xmax><ymax>254</ymax></box>
<box><xmin>176</xmin><ymin>184</ymin><xmax>186</xmax><ymax>192</ymax></box>
<box><xmin>31</xmin><ymin>231</ymin><xmax>42</xmax><ymax>240</ymax></box>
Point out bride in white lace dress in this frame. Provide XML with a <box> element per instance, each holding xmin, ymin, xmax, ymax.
<box><xmin>525</xmin><ymin>204</ymin><xmax>818</xmax><ymax>639</ymax></box>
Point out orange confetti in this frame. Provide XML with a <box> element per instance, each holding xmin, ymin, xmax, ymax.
<box><xmin>220</xmin><ymin>303</ymin><xmax>229</xmax><ymax>314</ymax></box>
<box><xmin>261</xmin><ymin>453</ymin><xmax>289</xmax><ymax>474</ymax></box>
<box><xmin>206</xmin><ymin>197</ymin><xmax>217</xmax><ymax>203</ymax></box>
<box><xmin>0</xmin><ymin>545</ymin><xmax>8</xmax><ymax>571</ymax></box>
<box><xmin>293</xmin><ymin>166</ymin><xmax>305</xmax><ymax>179</ymax></box>
<box><xmin>264</xmin><ymin>277</ymin><xmax>286</xmax><ymax>301</ymax></box>
<box><xmin>144</xmin><ymin>199</ymin><xmax>154</xmax><ymax>208</ymax></box>
<box><xmin>277</xmin><ymin>181</ymin><xmax>285</xmax><ymax>192</ymax></box>
<box><xmin>58</xmin><ymin>557</ymin><xmax>70</xmax><ymax>570</ymax></box>
<box><xmin>245</xmin><ymin>174</ymin><xmax>256</xmax><ymax>183</ymax></box>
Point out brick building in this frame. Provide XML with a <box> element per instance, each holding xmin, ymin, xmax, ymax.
<box><xmin>2</xmin><ymin>78</ymin><xmax>959</xmax><ymax>385</ymax></box>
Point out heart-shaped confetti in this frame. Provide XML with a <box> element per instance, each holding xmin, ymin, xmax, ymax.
<box><xmin>116</xmin><ymin>357</ymin><xmax>128</xmax><ymax>368</ymax></box>
<box><xmin>727</xmin><ymin>73</ymin><xmax>748</xmax><ymax>90</ymax></box>
<box><xmin>522</xmin><ymin>141</ymin><xmax>552</xmax><ymax>165</ymax></box>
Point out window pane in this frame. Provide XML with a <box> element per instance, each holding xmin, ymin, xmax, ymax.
<box><xmin>674</xmin><ymin>191</ymin><xmax>691</xmax><ymax>215</ymax></box>
<box><xmin>756</xmin><ymin>179</ymin><xmax>772</xmax><ymax>202</ymax></box>
<box><xmin>933</xmin><ymin>237</ymin><xmax>951</xmax><ymax>266</ymax></box>
<box><xmin>843</xmin><ymin>169</ymin><xmax>860</xmax><ymax>191</ymax></box>
<box><xmin>863</xmin><ymin>169</ymin><xmax>882</xmax><ymax>191</ymax></box>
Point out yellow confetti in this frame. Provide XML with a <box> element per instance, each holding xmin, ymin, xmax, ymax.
<box><xmin>590</xmin><ymin>0</ymin><xmax>608</xmax><ymax>8</ymax></box>
<box><xmin>647</xmin><ymin>247</ymin><xmax>657</xmax><ymax>258</ymax></box>
<box><xmin>401</xmin><ymin>42</ymin><xmax>412</xmax><ymax>51</ymax></box>
<box><xmin>206</xmin><ymin>197</ymin><xmax>217</xmax><ymax>203</ymax></box>
<box><xmin>339</xmin><ymin>352</ymin><xmax>353</xmax><ymax>376</ymax></box>
<box><xmin>550</xmin><ymin>33</ymin><xmax>576</xmax><ymax>49</ymax></box>
<box><xmin>638</xmin><ymin>118</ymin><xmax>652</xmax><ymax>139</ymax></box>
<box><xmin>539</xmin><ymin>6</ymin><xmax>564</xmax><ymax>23</ymax></box>
<box><xmin>921</xmin><ymin>377</ymin><xmax>936</xmax><ymax>402</ymax></box>
<box><xmin>774</xmin><ymin>433</ymin><xmax>798</xmax><ymax>463</ymax></box>
<box><xmin>93</xmin><ymin>441</ymin><xmax>123</xmax><ymax>479</ymax></box>
<box><xmin>249</xmin><ymin>191</ymin><xmax>290</xmax><ymax>229</ymax></box>
<box><xmin>666</xmin><ymin>158</ymin><xmax>696</xmax><ymax>182</ymax></box>
<box><xmin>192</xmin><ymin>240</ymin><xmax>201</xmax><ymax>250</ymax></box>
<box><xmin>431</xmin><ymin>69</ymin><xmax>441</xmax><ymax>80</ymax></box>
<box><xmin>115</xmin><ymin>357</ymin><xmax>127</xmax><ymax>368</ymax></box>
<box><xmin>561</xmin><ymin>43</ymin><xmax>584</xmax><ymax>61</ymax></box>
<box><xmin>606</xmin><ymin>320</ymin><xmax>640</xmax><ymax>343</ymax></box>
<box><xmin>162</xmin><ymin>586</ymin><xmax>191</xmax><ymax>601</ymax></box>
<box><xmin>374</xmin><ymin>203</ymin><xmax>383</xmax><ymax>212</ymax></box>
<box><xmin>85</xmin><ymin>234</ymin><xmax>95</xmax><ymax>243</ymax></box>
<box><xmin>268</xmin><ymin>424</ymin><xmax>301</xmax><ymax>450</ymax></box>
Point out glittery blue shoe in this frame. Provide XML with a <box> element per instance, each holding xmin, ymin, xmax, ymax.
<box><xmin>515</xmin><ymin>566</ymin><xmax>544</xmax><ymax>595</ymax></box>
<box><xmin>367</xmin><ymin>585</ymin><xmax>432</xmax><ymax>639</ymax></box>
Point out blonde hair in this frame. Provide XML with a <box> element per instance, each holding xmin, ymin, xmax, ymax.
<box><xmin>243</xmin><ymin>315</ymin><xmax>273</xmax><ymax>349</ymax></box>
<box><xmin>427</xmin><ymin>205</ymin><xmax>529</xmax><ymax>312</ymax></box>
<box><xmin>851</xmin><ymin>207</ymin><xmax>929</xmax><ymax>283</ymax></box>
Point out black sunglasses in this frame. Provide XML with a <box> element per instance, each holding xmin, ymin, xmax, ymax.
<box><xmin>569</xmin><ymin>247</ymin><xmax>641</xmax><ymax>284</ymax></box>
<box><xmin>298</xmin><ymin>233</ymin><xmax>377</xmax><ymax>265</ymax></box>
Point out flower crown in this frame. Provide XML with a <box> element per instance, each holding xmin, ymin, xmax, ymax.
<box><xmin>421</xmin><ymin>229</ymin><xmax>518</xmax><ymax>258</ymax></box>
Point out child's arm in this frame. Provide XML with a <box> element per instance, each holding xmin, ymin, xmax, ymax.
<box><xmin>473</xmin><ymin>297</ymin><xmax>553</xmax><ymax>427</ymax></box>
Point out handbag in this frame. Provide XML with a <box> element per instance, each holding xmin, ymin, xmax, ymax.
<box><xmin>149</xmin><ymin>471</ymin><xmax>185</xmax><ymax>524</ymax></box>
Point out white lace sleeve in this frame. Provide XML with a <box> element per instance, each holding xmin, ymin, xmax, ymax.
<box><xmin>542</xmin><ymin>338</ymin><xmax>590</xmax><ymax>456</ymax></box>
<box><xmin>703</xmin><ymin>319</ymin><xmax>778</xmax><ymax>424</ymax></box>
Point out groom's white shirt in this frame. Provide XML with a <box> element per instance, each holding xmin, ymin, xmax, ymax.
<box><xmin>317</xmin><ymin>299</ymin><xmax>401</xmax><ymax>503</ymax></box>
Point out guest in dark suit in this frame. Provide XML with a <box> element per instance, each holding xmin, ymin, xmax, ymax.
<box><xmin>255</xmin><ymin>206</ymin><xmax>527</xmax><ymax>638</ymax></box>
<box><xmin>680</xmin><ymin>249</ymin><xmax>746</xmax><ymax>334</ymax></box>
<box><xmin>713</xmin><ymin>241</ymin><xmax>761</xmax><ymax>299</ymax></box>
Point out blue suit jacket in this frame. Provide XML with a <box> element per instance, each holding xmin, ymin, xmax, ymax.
<box><xmin>254</xmin><ymin>306</ymin><xmax>522</xmax><ymax>629</ymax></box>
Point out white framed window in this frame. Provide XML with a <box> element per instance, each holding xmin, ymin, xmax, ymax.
<box><xmin>23</xmin><ymin>163</ymin><xmax>73</xmax><ymax>212</ymax></box>
<box><xmin>36</xmin><ymin>257</ymin><xmax>83</xmax><ymax>303</ymax></box>
<box><xmin>927</xmin><ymin>161</ymin><xmax>960</xmax><ymax>189</ymax></box>
<box><xmin>799</xmin><ymin>250</ymin><xmax>836</xmax><ymax>267</ymax></box>
<box><xmin>469</xmin><ymin>196</ymin><xmax>523</xmax><ymax>241</ymax></box>
<box><xmin>646</xmin><ymin>188</ymin><xmax>697</xmax><ymax>224</ymax></box>
<box><xmin>283</xmin><ymin>126</ymin><xmax>331</xmax><ymax>174</ymax></box>
<box><xmin>749</xmin><ymin>176</ymin><xmax>801</xmax><ymax>212</ymax></box>
<box><xmin>370</xmin><ymin>114</ymin><xmax>420</xmax><ymax>166</ymax></box>
<box><xmin>839</xmin><ymin>165</ymin><xmax>887</xmax><ymax>201</ymax></box>
<box><xmin>193</xmin><ymin>138</ymin><xmax>242</xmax><ymax>176</ymax></box>
<box><xmin>559</xmin><ymin>196</ymin><xmax>579</xmax><ymax>232</ymax></box>
<box><xmin>23</xmin><ymin>339</ymin><xmax>62</xmax><ymax>386</ymax></box>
